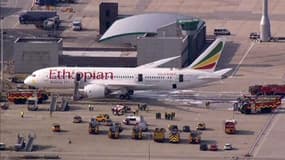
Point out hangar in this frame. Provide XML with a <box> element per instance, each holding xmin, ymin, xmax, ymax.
<box><xmin>99</xmin><ymin>13</ymin><xmax>207</xmax><ymax>67</ymax></box>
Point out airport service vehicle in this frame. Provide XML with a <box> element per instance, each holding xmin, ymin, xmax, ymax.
<box><xmin>27</xmin><ymin>97</ymin><xmax>39</xmax><ymax>111</ymax></box>
<box><xmin>89</xmin><ymin>118</ymin><xmax>99</xmax><ymax>134</ymax></box>
<box><xmin>169</xmin><ymin>126</ymin><xmax>180</xmax><ymax>143</ymax></box>
<box><xmin>189</xmin><ymin>131</ymin><xmax>201</xmax><ymax>144</ymax></box>
<box><xmin>249</xmin><ymin>84</ymin><xmax>285</xmax><ymax>97</ymax></box>
<box><xmin>182</xmin><ymin>125</ymin><xmax>191</xmax><ymax>132</ymax></box>
<box><xmin>197</xmin><ymin>122</ymin><xmax>206</xmax><ymax>130</ymax></box>
<box><xmin>112</xmin><ymin>104</ymin><xmax>132</xmax><ymax>115</ymax></box>
<box><xmin>123</xmin><ymin>115</ymin><xmax>144</xmax><ymax>125</ymax></box>
<box><xmin>236</xmin><ymin>95</ymin><xmax>281</xmax><ymax>114</ymax></box>
<box><xmin>102</xmin><ymin>119</ymin><xmax>113</xmax><ymax>126</ymax></box>
<box><xmin>95</xmin><ymin>114</ymin><xmax>110</xmax><ymax>122</ymax></box>
<box><xmin>0</xmin><ymin>94</ymin><xmax>9</xmax><ymax>110</ymax></box>
<box><xmin>224</xmin><ymin>143</ymin><xmax>233</xmax><ymax>150</ymax></box>
<box><xmin>214</xmin><ymin>28</ymin><xmax>231</xmax><ymax>36</ymax></box>
<box><xmin>136</xmin><ymin>121</ymin><xmax>148</xmax><ymax>131</ymax></box>
<box><xmin>52</xmin><ymin>123</ymin><xmax>61</xmax><ymax>132</ymax></box>
<box><xmin>73</xmin><ymin>115</ymin><xmax>82</xmax><ymax>123</ymax></box>
<box><xmin>72</xmin><ymin>20</ymin><xmax>82</xmax><ymax>31</ymax></box>
<box><xmin>168</xmin><ymin>124</ymin><xmax>178</xmax><ymax>131</ymax></box>
<box><xmin>131</xmin><ymin>126</ymin><xmax>143</xmax><ymax>140</ymax></box>
<box><xmin>8</xmin><ymin>89</ymin><xmax>48</xmax><ymax>104</ymax></box>
<box><xmin>153</xmin><ymin>128</ymin><xmax>166</xmax><ymax>142</ymax></box>
<box><xmin>108</xmin><ymin>123</ymin><xmax>123</xmax><ymax>139</ymax></box>
<box><xmin>24</xmin><ymin>38</ymin><xmax>232</xmax><ymax>100</ymax></box>
<box><xmin>224</xmin><ymin>119</ymin><xmax>237</xmax><ymax>134</ymax></box>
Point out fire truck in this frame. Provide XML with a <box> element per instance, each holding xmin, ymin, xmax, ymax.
<box><xmin>249</xmin><ymin>84</ymin><xmax>285</xmax><ymax>97</ymax></box>
<box><xmin>8</xmin><ymin>90</ymin><xmax>49</xmax><ymax>104</ymax></box>
<box><xmin>224</xmin><ymin>119</ymin><xmax>237</xmax><ymax>134</ymax></box>
<box><xmin>235</xmin><ymin>95</ymin><xmax>281</xmax><ymax>114</ymax></box>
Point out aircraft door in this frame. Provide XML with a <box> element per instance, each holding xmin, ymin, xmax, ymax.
<box><xmin>179</xmin><ymin>74</ymin><xmax>184</xmax><ymax>82</ymax></box>
<box><xmin>138</xmin><ymin>74</ymin><xmax>143</xmax><ymax>82</ymax></box>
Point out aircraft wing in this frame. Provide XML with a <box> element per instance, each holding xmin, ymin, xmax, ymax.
<box><xmin>137</xmin><ymin>56</ymin><xmax>180</xmax><ymax>68</ymax></box>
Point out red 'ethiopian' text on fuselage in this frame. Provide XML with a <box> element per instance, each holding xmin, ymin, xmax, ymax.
<box><xmin>49</xmin><ymin>69</ymin><xmax>114</xmax><ymax>81</ymax></box>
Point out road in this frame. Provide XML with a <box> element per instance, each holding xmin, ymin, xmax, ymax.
<box><xmin>253</xmin><ymin>106</ymin><xmax>285</xmax><ymax>159</ymax></box>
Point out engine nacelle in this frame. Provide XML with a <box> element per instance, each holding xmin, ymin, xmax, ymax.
<box><xmin>83</xmin><ymin>84</ymin><xmax>107</xmax><ymax>98</ymax></box>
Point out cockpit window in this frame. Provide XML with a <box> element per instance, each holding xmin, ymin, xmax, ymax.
<box><xmin>32</xmin><ymin>74</ymin><xmax>36</xmax><ymax>77</ymax></box>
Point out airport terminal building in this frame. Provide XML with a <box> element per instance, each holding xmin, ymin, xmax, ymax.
<box><xmin>99</xmin><ymin>13</ymin><xmax>206</xmax><ymax>68</ymax></box>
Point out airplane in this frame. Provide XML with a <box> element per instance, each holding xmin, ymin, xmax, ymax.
<box><xmin>24</xmin><ymin>38</ymin><xmax>232</xmax><ymax>100</ymax></box>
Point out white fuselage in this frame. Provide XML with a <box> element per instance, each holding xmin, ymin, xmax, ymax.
<box><xmin>25</xmin><ymin>66</ymin><xmax>219</xmax><ymax>90</ymax></box>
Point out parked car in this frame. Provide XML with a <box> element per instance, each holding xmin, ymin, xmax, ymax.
<box><xmin>224</xmin><ymin>143</ymin><xmax>233</xmax><ymax>150</ymax></box>
<box><xmin>200</xmin><ymin>143</ymin><xmax>208</xmax><ymax>151</ymax></box>
<box><xmin>72</xmin><ymin>19</ymin><xmax>82</xmax><ymax>31</ymax></box>
<box><xmin>214</xmin><ymin>28</ymin><xmax>231</xmax><ymax>35</ymax></box>
<box><xmin>249</xmin><ymin>32</ymin><xmax>260</xmax><ymax>40</ymax></box>
<box><xmin>209</xmin><ymin>144</ymin><xmax>218</xmax><ymax>151</ymax></box>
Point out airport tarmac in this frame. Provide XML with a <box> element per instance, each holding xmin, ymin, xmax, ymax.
<box><xmin>1</xmin><ymin>0</ymin><xmax>285</xmax><ymax>159</ymax></box>
<box><xmin>0</xmin><ymin>99</ymin><xmax>274</xmax><ymax>160</ymax></box>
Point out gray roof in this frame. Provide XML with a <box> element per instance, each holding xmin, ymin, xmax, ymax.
<box><xmin>99</xmin><ymin>13</ymin><xmax>190</xmax><ymax>42</ymax></box>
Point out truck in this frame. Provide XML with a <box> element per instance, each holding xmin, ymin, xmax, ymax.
<box><xmin>89</xmin><ymin>118</ymin><xmax>99</xmax><ymax>134</ymax></box>
<box><xmin>153</xmin><ymin>128</ymin><xmax>165</xmax><ymax>142</ymax></box>
<box><xmin>189</xmin><ymin>131</ymin><xmax>201</xmax><ymax>144</ymax></box>
<box><xmin>249</xmin><ymin>84</ymin><xmax>285</xmax><ymax>97</ymax></box>
<box><xmin>224</xmin><ymin>119</ymin><xmax>237</xmax><ymax>134</ymax></box>
<box><xmin>19</xmin><ymin>11</ymin><xmax>60</xmax><ymax>29</ymax></box>
<box><xmin>168</xmin><ymin>127</ymin><xmax>180</xmax><ymax>143</ymax></box>
<box><xmin>236</xmin><ymin>95</ymin><xmax>281</xmax><ymax>114</ymax></box>
<box><xmin>8</xmin><ymin>90</ymin><xmax>49</xmax><ymax>104</ymax></box>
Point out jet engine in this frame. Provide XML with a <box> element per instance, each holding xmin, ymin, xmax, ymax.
<box><xmin>83</xmin><ymin>84</ymin><xmax>107</xmax><ymax>98</ymax></box>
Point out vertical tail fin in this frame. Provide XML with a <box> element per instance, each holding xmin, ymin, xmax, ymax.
<box><xmin>188</xmin><ymin>38</ymin><xmax>226</xmax><ymax>72</ymax></box>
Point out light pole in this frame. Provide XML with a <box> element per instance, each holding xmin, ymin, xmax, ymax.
<box><xmin>0</xmin><ymin>17</ymin><xmax>4</xmax><ymax>92</ymax></box>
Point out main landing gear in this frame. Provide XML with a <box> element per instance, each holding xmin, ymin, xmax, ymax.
<box><xmin>119</xmin><ymin>90</ymin><xmax>134</xmax><ymax>100</ymax></box>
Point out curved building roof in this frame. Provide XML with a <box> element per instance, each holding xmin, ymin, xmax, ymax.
<box><xmin>99</xmin><ymin>13</ymin><xmax>190</xmax><ymax>42</ymax></box>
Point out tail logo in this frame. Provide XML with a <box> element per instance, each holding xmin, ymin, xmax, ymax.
<box><xmin>192</xmin><ymin>41</ymin><xmax>223</xmax><ymax>70</ymax></box>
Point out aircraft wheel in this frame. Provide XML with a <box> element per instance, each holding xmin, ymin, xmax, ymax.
<box><xmin>119</xmin><ymin>95</ymin><xmax>125</xmax><ymax>99</ymax></box>
<box><xmin>125</xmin><ymin>94</ymin><xmax>131</xmax><ymax>100</ymax></box>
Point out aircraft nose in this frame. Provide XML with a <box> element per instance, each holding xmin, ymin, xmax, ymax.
<box><xmin>24</xmin><ymin>76</ymin><xmax>32</xmax><ymax>86</ymax></box>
